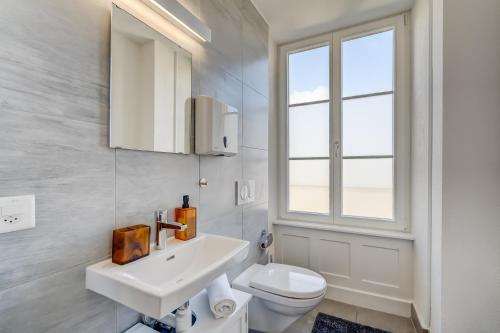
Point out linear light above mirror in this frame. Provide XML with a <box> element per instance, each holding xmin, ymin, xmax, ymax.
<box><xmin>141</xmin><ymin>0</ymin><xmax>211</xmax><ymax>43</ymax></box>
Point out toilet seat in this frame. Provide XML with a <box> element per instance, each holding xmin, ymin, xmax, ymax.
<box><xmin>249</xmin><ymin>263</ymin><xmax>326</xmax><ymax>299</ymax></box>
<box><xmin>232</xmin><ymin>263</ymin><xmax>327</xmax><ymax>308</ymax></box>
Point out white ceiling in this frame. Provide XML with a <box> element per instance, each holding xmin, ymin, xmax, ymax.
<box><xmin>250</xmin><ymin>0</ymin><xmax>414</xmax><ymax>44</ymax></box>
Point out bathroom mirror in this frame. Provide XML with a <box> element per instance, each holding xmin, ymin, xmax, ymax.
<box><xmin>110</xmin><ymin>5</ymin><xmax>192</xmax><ymax>154</ymax></box>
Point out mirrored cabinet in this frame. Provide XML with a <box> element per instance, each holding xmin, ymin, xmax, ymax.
<box><xmin>110</xmin><ymin>4</ymin><xmax>192</xmax><ymax>154</ymax></box>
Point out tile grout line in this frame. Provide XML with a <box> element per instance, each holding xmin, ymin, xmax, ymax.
<box><xmin>114</xmin><ymin>148</ymin><xmax>118</xmax><ymax>333</ymax></box>
<box><xmin>114</xmin><ymin>148</ymin><xmax>117</xmax><ymax>230</ymax></box>
<box><xmin>115</xmin><ymin>303</ymin><xmax>118</xmax><ymax>333</ymax></box>
<box><xmin>241</xmin><ymin>145</ymin><xmax>268</xmax><ymax>152</ymax></box>
<box><xmin>240</xmin><ymin>55</ymin><xmax>245</xmax><ymax>242</ymax></box>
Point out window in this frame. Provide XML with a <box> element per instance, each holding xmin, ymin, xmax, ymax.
<box><xmin>280</xmin><ymin>14</ymin><xmax>410</xmax><ymax>231</ymax></box>
<box><xmin>287</xmin><ymin>45</ymin><xmax>330</xmax><ymax>214</ymax></box>
<box><xmin>341</xmin><ymin>30</ymin><xmax>395</xmax><ymax>220</ymax></box>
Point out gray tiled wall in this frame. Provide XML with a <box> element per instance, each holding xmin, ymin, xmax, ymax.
<box><xmin>0</xmin><ymin>0</ymin><xmax>269</xmax><ymax>332</ymax></box>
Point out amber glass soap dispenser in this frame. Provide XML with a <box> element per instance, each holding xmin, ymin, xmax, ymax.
<box><xmin>175</xmin><ymin>195</ymin><xmax>197</xmax><ymax>241</ymax></box>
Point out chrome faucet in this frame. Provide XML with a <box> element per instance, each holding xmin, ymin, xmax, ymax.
<box><xmin>155</xmin><ymin>210</ymin><xmax>187</xmax><ymax>248</ymax></box>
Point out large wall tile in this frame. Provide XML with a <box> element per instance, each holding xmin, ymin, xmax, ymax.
<box><xmin>227</xmin><ymin>201</ymin><xmax>268</xmax><ymax>282</ymax></box>
<box><xmin>0</xmin><ymin>0</ymin><xmax>110</xmax><ymax>84</ymax></box>
<box><xmin>117</xmin><ymin>304</ymin><xmax>142</xmax><ymax>333</ymax></box>
<box><xmin>198</xmin><ymin>57</ymin><xmax>243</xmax><ymax>112</ymax></box>
<box><xmin>242</xmin><ymin>202</ymin><xmax>269</xmax><ymax>264</ymax></box>
<box><xmin>242</xmin><ymin>147</ymin><xmax>268</xmax><ymax>205</ymax></box>
<box><xmin>198</xmin><ymin>208</ymin><xmax>243</xmax><ymax>239</ymax></box>
<box><xmin>0</xmin><ymin>60</ymin><xmax>109</xmax><ymax>125</ymax></box>
<box><xmin>242</xmin><ymin>0</ymin><xmax>269</xmax><ymax>97</ymax></box>
<box><xmin>0</xmin><ymin>0</ymin><xmax>110</xmax><ymax>124</ymax></box>
<box><xmin>198</xmin><ymin>57</ymin><xmax>243</xmax><ymax>143</ymax></box>
<box><xmin>200</xmin><ymin>0</ymin><xmax>243</xmax><ymax>80</ymax></box>
<box><xmin>199</xmin><ymin>154</ymin><xmax>242</xmax><ymax>223</ymax></box>
<box><xmin>0</xmin><ymin>109</ymin><xmax>115</xmax><ymax>291</ymax></box>
<box><xmin>0</xmin><ymin>264</ymin><xmax>116</xmax><ymax>333</ymax></box>
<box><xmin>115</xmin><ymin>149</ymin><xmax>199</xmax><ymax>231</ymax></box>
<box><xmin>242</xmin><ymin>85</ymin><xmax>269</xmax><ymax>149</ymax></box>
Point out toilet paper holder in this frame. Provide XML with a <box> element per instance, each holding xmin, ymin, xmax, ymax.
<box><xmin>259</xmin><ymin>230</ymin><xmax>273</xmax><ymax>249</ymax></box>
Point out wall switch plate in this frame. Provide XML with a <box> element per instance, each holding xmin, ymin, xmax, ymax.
<box><xmin>235</xmin><ymin>180</ymin><xmax>255</xmax><ymax>205</ymax></box>
<box><xmin>0</xmin><ymin>195</ymin><xmax>35</xmax><ymax>234</ymax></box>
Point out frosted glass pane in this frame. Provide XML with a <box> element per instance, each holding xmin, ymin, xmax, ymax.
<box><xmin>289</xmin><ymin>46</ymin><xmax>329</xmax><ymax>105</ymax></box>
<box><xmin>289</xmin><ymin>103</ymin><xmax>329</xmax><ymax>158</ymax></box>
<box><xmin>342</xmin><ymin>94</ymin><xmax>393</xmax><ymax>156</ymax></box>
<box><xmin>342</xmin><ymin>30</ymin><xmax>394</xmax><ymax>97</ymax></box>
<box><xmin>342</xmin><ymin>158</ymin><xmax>393</xmax><ymax>219</ymax></box>
<box><xmin>289</xmin><ymin>160</ymin><xmax>329</xmax><ymax>214</ymax></box>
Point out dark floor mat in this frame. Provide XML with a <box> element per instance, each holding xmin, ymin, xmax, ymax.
<box><xmin>312</xmin><ymin>312</ymin><xmax>390</xmax><ymax>333</ymax></box>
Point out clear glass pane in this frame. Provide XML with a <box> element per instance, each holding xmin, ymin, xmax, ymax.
<box><xmin>342</xmin><ymin>94</ymin><xmax>393</xmax><ymax>156</ymax></box>
<box><xmin>289</xmin><ymin>102</ymin><xmax>329</xmax><ymax>158</ymax></box>
<box><xmin>342</xmin><ymin>158</ymin><xmax>393</xmax><ymax>219</ymax></box>
<box><xmin>342</xmin><ymin>30</ymin><xmax>394</xmax><ymax>97</ymax></box>
<box><xmin>289</xmin><ymin>46</ymin><xmax>329</xmax><ymax>105</ymax></box>
<box><xmin>289</xmin><ymin>159</ymin><xmax>329</xmax><ymax>214</ymax></box>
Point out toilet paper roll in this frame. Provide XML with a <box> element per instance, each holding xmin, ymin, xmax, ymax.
<box><xmin>259</xmin><ymin>230</ymin><xmax>273</xmax><ymax>249</ymax></box>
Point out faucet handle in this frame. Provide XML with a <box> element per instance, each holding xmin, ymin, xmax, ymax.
<box><xmin>155</xmin><ymin>210</ymin><xmax>167</xmax><ymax>223</ymax></box>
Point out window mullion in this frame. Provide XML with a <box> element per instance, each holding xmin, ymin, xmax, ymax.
<box><xmin>332</xmin><ymin>32</ymin><xmax>342</xmax><ymax>224</ymax></box>
<box><xmin>342</xmin><ymin>90</ymin><xmax>393</xmax><ymax>101</ymax></box>
<box><xmin>342</xmin><ymin>155</ymin><xmax>394</xmax><ymax>160</ymax></box>
<box><xmin>289</xmin><ymin>157</ymin><xmax>330</xmax><ymax>160</ymax></box>
<box><xmin>288</xmin><ymin>99</ymin><xmax>330</xmax><ymax>108</ymax></box>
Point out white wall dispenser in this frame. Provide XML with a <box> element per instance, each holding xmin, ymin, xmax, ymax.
<box><xmin>195</xmin><ymin>95</ymin><xmax>238</xmax><ymax>156</ymax></box>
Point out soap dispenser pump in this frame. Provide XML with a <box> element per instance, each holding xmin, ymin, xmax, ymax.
<box><xmin>175</xmin><ymin>195</ymin><xmax>197</xmax><ymax>241</ymax></box>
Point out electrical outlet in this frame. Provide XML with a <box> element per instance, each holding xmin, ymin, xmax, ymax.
<box><xmin>2</xmin><ymin>214</ymin><xmax>22</xmax><ymax>225</ymax></box>
<box><xmin>0</xmin><ymin>195</ymin><xmax>35</xmax><ymax>234</ymax></box>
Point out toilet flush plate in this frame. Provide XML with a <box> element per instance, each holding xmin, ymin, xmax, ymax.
<box><xmin>235</xmin><ymin>180</ymin><xmax>255</xmax><ymax>205</ymax></box>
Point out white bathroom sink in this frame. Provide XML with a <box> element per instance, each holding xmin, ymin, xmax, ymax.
<box><xmin>86</xmin><ymin>233</ymin><xmax>249</xmax><ymax>319</ymax></box>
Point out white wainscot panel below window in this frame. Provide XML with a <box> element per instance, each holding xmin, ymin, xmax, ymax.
<box><xmin>274</xmin><ymin>224</ymin><xmax>413</xmax><ymax>317</ymax></box>
<box><xmin>280</xmin><ymin>234</ymin><xmax>310</xmax><ymax>267</ymax></box>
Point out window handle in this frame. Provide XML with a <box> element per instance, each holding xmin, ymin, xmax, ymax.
<box><xmin>334</xmin><ymin>141</ymin><xmax>341</xmax><ymax>158</ymax></box>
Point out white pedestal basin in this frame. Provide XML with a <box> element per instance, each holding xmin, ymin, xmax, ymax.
<box><xmin>86</xmin><ymin>233</ymin><xmax>249</xmax><ymax>319</ymax></box>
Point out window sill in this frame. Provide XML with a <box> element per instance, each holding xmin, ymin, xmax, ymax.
<box><xmin>273</xmin><ymin>219</ymin><xmax>414</xmax><ymax>241</ymax></box>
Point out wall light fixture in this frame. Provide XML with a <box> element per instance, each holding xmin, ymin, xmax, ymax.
<box><xmin>141</xmin><ymin>0</ymin><xmax>211</xmax><ymax>42</ymax></box>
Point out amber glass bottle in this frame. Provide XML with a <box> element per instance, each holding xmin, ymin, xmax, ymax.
<box><xmin>174</xmin><ymin>195</ymin><xmax>197</xmax><ymax>241</ymax></box>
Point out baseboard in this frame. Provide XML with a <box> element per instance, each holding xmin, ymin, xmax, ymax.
<box><xmin>325</xmin><ymin>284</ymin><xmax>412</xmax><ymax>317</ymax></box>
<box><xmin>411</xmin><ymin>304</ymin><xmax>430</xmax><ymax>333</ymax></box>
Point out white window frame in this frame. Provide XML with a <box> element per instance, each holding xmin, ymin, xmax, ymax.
<box><xmin>278</xmin><ymin>13</ymin><xmax>410</xmax><ymax>232</ymax></box>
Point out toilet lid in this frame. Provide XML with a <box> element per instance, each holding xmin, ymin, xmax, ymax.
<box><xmin>249</xmin><ymin>263</ymin><xmax>326</xmax><ymax>299</ymax></box>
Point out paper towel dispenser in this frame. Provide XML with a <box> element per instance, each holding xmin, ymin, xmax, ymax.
<box><xmin>195</xmin><ymin>95</ymin><xmax>238</xmax><ymax>156</ymax></box>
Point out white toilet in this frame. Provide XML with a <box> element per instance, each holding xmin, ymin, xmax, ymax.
<box><xmin>232</xmin><ymin>263</ymin><xmax>327</xmax><ymax>333</ymax></box>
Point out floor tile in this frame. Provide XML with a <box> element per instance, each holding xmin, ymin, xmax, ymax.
<box><xmin>311</xmin><ymin>300</ymin><xmax>357</xmax><ymax>322</ymax></box>
<box><xmin>284</xmin><ymin>299</ymin><xmax>356</xmax><ymax>333</ymax></box>
<box><xmin>356</xmin><ymin>306</ymin><xmax>416</xmax><ymax>333</ymax></box>
<box><xmin>285</xmin><ymin>299</ymin><xmax>416</xmax><ymax>333</ymax></box>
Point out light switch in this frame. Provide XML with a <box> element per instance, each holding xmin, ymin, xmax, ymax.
<box><xmin>0</xmin><ymin>195</ymin><xmax>35</xmax><ymax>234</ymax></box>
